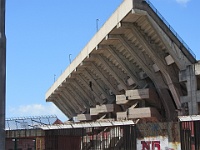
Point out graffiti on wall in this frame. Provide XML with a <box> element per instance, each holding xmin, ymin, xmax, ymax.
<box><xmin>141</xmin><ymin>141</ymin><xmax>160</xmax><ymax>150</ymax></box>
<box><xmin>136</xmin><ymin>122</ymin><xmax>181</xmax><ymax>150</ymax></box>
<box><xmin>140</xmin><ymin>141</ymin><xmax>176</xmax><ymax>150</ymax></box>
<box><xmin>137</xmin><ymin>136</ymin><xmax>176</xmax><ymax>150</ymax></box>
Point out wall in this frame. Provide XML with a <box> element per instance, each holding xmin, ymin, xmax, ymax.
<box><xmin>136</xmin><ymin>122</ymin><xmax>181</xmax><ymax>150</ymax></box>
<box><xmin>6</xmin><ymin>138</ymin><xmax>37</xmax><ymax>150</ymax></box>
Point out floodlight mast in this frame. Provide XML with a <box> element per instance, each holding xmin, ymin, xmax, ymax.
<box><xmin>0</xmin><ymin>0</ymin><xmax>6</xmax><ymax>149</ymax></box>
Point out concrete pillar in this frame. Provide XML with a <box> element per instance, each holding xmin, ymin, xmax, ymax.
<box><xmin>0</xmin><ymin>0</ymin><xmax>6</xmax><ymax>149</ymax></box>
<box><xmin>180</xmin><ymin>64</ymin><xmax>199</xmax><ymax>115</ymax></box>
<box><xmin>186</xmin><ymin>65</ymin><xmax>198</xmax><ymax>115</ymax></box>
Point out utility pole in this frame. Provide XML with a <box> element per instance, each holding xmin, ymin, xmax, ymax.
<box><xmin>0</xmin><ymin>0</ymin><xmax>6</xmax><ymax>149</ymax></box>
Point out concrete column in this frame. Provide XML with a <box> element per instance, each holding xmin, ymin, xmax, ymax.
<box><xmin>180</xmin><ymin>64</ymin><xmax>199</xmax><ymax>115</ymax></box>
<box><xmin>0</xmin><ymin>0</ymin><xmax>6</xmax><ymax>149</ymax></box>
<box><xmin>186</xmin><ymin>65</ymin><xmax>198</xmax><ymax>115</ymax></box>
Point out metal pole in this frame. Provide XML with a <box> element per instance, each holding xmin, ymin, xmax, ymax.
<box><xmin>0</xmin><ymin>0</ymin><xmax>6</xmax><ymax>149</ymax></box>
<box><xmin>96</xmin><ymin>19</ymin><xmax>99</xmax><ymax>32</ymax></box>
<box><xmin>69</xmin><ymin>54</ymin><xmax>72</xmax><ymax>64</ymax></box>
<box><xmin>14</xmin><ymin>138</ymin><xmax>17</xmax><ymax>150</ymax></box>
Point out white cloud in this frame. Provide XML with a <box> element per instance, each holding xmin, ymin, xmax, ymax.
<box><xmin>176</xmin><ymin>0</ymin><xmax>191</xmax><ymax>5</ymax></box>
<box><xmin>7</xmin><ymin>103</ymin><xmax>68</xmax><ymax>122</ymax></box>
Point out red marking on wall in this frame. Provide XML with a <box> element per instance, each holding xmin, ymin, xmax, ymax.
<box><xmin>141</xmin><ymin>141</ymin><xmax>161</xmax><ymax>150</ymax></box>
<box><xmin>141</xmin><ymin>141</ymin><xmax>174</xmax><ymax>150</ymax></box>
<box><xmin>141</xmin><ymin>141</ymin><xmax>151</xmax><ymax>150</ymax></box>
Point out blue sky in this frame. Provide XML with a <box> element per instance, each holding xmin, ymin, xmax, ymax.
<box><xmin>6</xmin><ymin>0</ymin><xmax>200</xmax><ymax>121</ymax></box>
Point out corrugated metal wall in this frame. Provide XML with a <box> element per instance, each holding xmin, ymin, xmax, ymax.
<box><xmin>45</xmin><ymin>129</ymin><xmax>82</xmax><ymax>150</ymax></box>
<box><xmin>180</xmin><ymin>121</ymin><xmax>200</xmax><ymax>150</ymax></box>
<box><xmin>44</xmin><ymin>125</ymin><xmax>136</xmax><ymax>150</ymax></box>
<box><xmin>81</xmin><ymin>125</ymin><xmax>136</xmax><ymax>150</ymax></box>
<box><xmin>6</xmin><ymin>138</ymin><xmax>36</xmax><ymax>150</ymax></box>
<box><xmin>6</xmin><ymin>121</ymin><xmax>200</xmax><ymax>149</ymax></box>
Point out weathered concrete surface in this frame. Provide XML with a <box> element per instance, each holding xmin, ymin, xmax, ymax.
<box><xmin>136</xmin><ymin>122</ymin><xmax>181</xmax><ymax>150</ymax></box>
<box><xmin>179</xmin><ymin>62</ymin><xmax>200</xmax><ymax>115</ymax></box>
<box><xmin>128</xmin><ymin>107</ymin><xmax>161</xmax><ymax>120</ymax></box>
<box><xmin>90</xmin><ymin>104</ymin><xmax>120</xmax><ymax>116</ymax></box>
<box><xmin>77</xmin><ymin>114</ymin><xmax>92</xmax><ymax>121</ymax></box>
<box><xmin>45</xmin><ymin>0</ymin><xmax>197</xmax><ymax>121</ymax></box>
<box><xmin>0</xmin><ymin>0</ymin><xmax>6</xmax><ymax>149</ymax></box>
<box><xmin>116</xmin><ymin>111</ymin><xmax>127</xmax><ymax>120</ymax></box>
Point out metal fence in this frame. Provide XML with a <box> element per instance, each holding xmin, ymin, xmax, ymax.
<box><xmin>6</xmin><ymin>138</ymin><xmax>36</xmax><ymax>150</ymax></box>
<box><xmin>44</xmin><ymin>125</ymin><xmax>136</xmax><ymax>150</ymax></box>
<box><xmin>6</xmin><ymin>115</ymin><xmax>58</xmax><ymax>130</ymax></box>
<box><xmin>143</xmin><ymin>0</ymin><xmax>196</xmax><ymax>59</ymax></box>
<box><xmin>6</xmin><ymin>121</ymin><xmax>200</xmax><ymax>149</ymax></box>
<box><xmin>180</xmin><ymin>121</ymin><xmax>200</xmax><ymax>150</ymax></box>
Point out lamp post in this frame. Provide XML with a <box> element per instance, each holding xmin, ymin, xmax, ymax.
<box><xmin>69</xmin><ymin>54</ymin><xmax>72</xmax><ymax>64</ymax></box>
<box><xmin>0</xmin><ymin>0</ymin><xmax>6</xmax><ymax>149</ymax></box>
<box><xmin>96</xmin><ymin>19</ymin><xmax>99</xmax><ymax>32</ymax></box>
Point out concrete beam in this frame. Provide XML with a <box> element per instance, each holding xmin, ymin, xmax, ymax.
<box><xmin>106</xmin><ymin>35</ymin><xmax>154</xmax><ymax>83</ymax></box>
<box><xmin>77</xmin><ymin>114</ymin><xmax>92</xmax><ymax>121</ymax></box>
<box><xmin>105</xmin><ymin>45</ymin><xmax>146</xmax><ymax>88</ymax></box>
<box><xmin>51</xmin><ymin>95</ymin><xmax>75</xmax><ymax>118</ymax></box>
<box><xmin>83</xmin><ymin>68</ymin><xmax>115</xmax><ymax>103</ymax></box>
<box><xmin>128</xmin><ymin>107</ymin><xmax>161</xmax><ymax>120</ymax></box>
<box><xmin>77</xmin><ymin>74</ymin><xmax>102</xmax><ymax>104</ymax></box>
<box><xmin>145</xmin><ymin>15</ymin><xmax>192</xmax><ymax>70</ymax></box>
<box><xmin>52</xmin><ymin>99</ymin><xmax>73</xmax><ymax>119</ymax></box>
<box><xmin>45</xmin><ymin>0</ymin><xmax>135</xmax><ymax>100</ymax></box>
<box><xmin>108</xmin><ymin>34</ymin><xmax>155</xmax><ymax>81</ymax></box>
<box><xmin>66</xmin><ymin>83</ymin><xmax>90</xmax><ymax>108</ymax></box>
<box><xmin>116</xmin><ymin>94</ymin><xmax>127</xmax><ymax>104</ymax></box>
<box><xmin>152</xmin><ymin>64</ymin><xmax>160</xmax><ymax>72</ymax></box>
<box><xmin>62</xmin><ymin>86</ymin><xmax>86</xmax><ymax>113</ymax></box>
<box><xmin>56</xmin><ymin>93</ymin><xmax>79</xmax><ymax>114</ymax></box>
<box><xmin>116</xmin><ymin>22</ymin><xmax>182</xmax><ymax>112</ymax></box>
<box><xmin>116</xmin><ymin>111</ymin><xmax>127</xmax><ymax>120</ymax></box>
<box><xmin>57</xmin><ymin>90</ymin><xmax>82</xmax><ymax>113</ymax></box>
<box><xmin>96</xmin><ymin>54</ymin><xmax>128</xmax><ymax>90</ymax></box>
<box><xmin>56</xmin><ymin>87</ymin><xmax>82</xmax><ymax>110</ymax></box>
<box><xmin>90</xmin><ymin>104</ymin><xmax>120</xmax><ymax>116</ymax></box>
<box><xmin>165</xmin><ymin>55</ymin><xmax>175</xmax><ymax>66</ymax></box>
<box><xmin>129</xmin><ymin>23</ymin><xmax>181</xmax><ymax>109</ymax></box>
<box><xmin>58</xmin><ymin>83</ymin><xmax>82</xmax><ymax>107</ymax></box>
<box><xmin>108</xmin><ymin>34</ymin><xmax>175</xmax><ymax>120</ymax></box>
<box><xmin>127</xmin><ymin>77</ymin><xmax>135</xmax><ymax>86</ymax></box>
<box><xmin>116</xmin><ymin>94</ymin><xmax>140</xmax><ymax>107</ymax></box>
<box><xmin>195</xmin><ymin>62</ymin><xmax>200</xmax><ymax>75</ymax></box>
<box><xmin>90</xmin><ymin>62</ymin><xmax>118</xmax><ymax>94</ymax></box>
<box><xmin>126</xmin><ymin>88</ymin><xmax>158</xmax><ymax>102</ymax></box>
<box><xmin>70</xmin><ymin>79</ymin><xmax>96</xmax><ymax>107</ymax></box>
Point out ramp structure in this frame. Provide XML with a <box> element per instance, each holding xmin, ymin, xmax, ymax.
<box><xmin>46</xmin><ymin>0</ymin><xmax>198</xmax><ymax>122</ymax></box>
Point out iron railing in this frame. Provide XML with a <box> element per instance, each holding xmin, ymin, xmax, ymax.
<box><xmin>144</xmin><ymin>0</ymin><xmax>196</xmax><ymax>59</ymax></box>
<box><xmin>6</xmin><ymin>115</ymin><xmax>58</xmax><ymax>130</ymax></box>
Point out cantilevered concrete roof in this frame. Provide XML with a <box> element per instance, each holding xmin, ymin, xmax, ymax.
<box><xmin>46</xmin><ymin>0</ymin><xmax>196</xmax><ymax>120</ymax></box>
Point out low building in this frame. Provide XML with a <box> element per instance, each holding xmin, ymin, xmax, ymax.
<box><xmin>6</xmin><ymin>117</ymin><xmax>200</xmax><ymax>149</ymax></box>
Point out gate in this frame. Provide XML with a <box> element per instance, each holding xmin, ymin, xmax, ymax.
<box><xmin>44</xmin><ymin>125</ymin><xmax>136</xmax><ymax>150</ymax></box>
<box><xmin>180</xmin><ymin>121</ymin><xmax>200</xmax><ymax>150</ymax></box>
<box><xmin>82</xmin><ymin>125</ymin><xmax>136</xmax><ymax>150</ymax></box>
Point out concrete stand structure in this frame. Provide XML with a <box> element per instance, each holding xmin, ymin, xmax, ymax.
<box><xmin>46</xmin><ymin>0</ymin><xmax>198</xmax><ymax>125</ymax></box>
<box><xmin>179</xmin><ymin>62</ymin><xmax>200</xmax><ymax>115</ymax></box>
<box><xmin>0</xmin><ymin>0</ymin><xmax>199</xmax><ymax>149</ymax></box>
<box><xmin>0</xmin><ymin>0</ymin><xmax>6</xmax><ymax>149</ymax></box>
